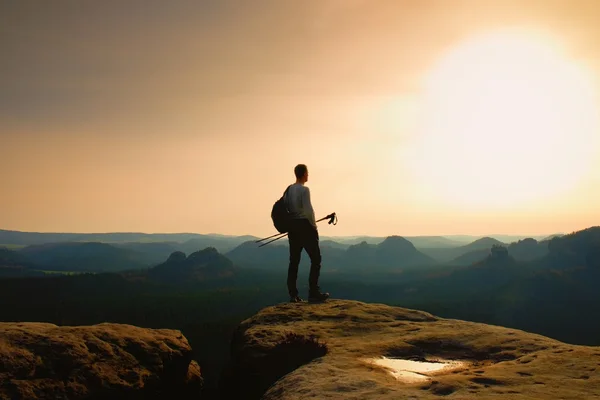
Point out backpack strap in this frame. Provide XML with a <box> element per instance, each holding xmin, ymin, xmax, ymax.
<box><xmin>283</xmin><ymin>185</ymin><xmax>292</xmax><ymax>208</ymax></box>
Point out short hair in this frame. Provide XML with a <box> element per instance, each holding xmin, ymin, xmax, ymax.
<box><xmin>294</xmin><ymin>164</ymin><xmax>308</xmax><ymax>179</ymax></box>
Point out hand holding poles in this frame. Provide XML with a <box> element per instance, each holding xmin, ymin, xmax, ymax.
<box><xmin>318</xmin><ymin>212</ymin><xmax>337</xmax><ymax>224</ymax></box>
<box><xmin>256</xmin><ymin>212</ymin><xmax>337</xmax><ymax>247</ymax></box>
<box><xmin>325</xmin><ymin>212</ymin><xmax>338</xmax><ymax>225</ymax></box>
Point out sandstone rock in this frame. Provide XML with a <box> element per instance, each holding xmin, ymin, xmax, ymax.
<box><xmin>221</xmin><ymin>299</ymin><xmax>600</xmax><ymax>399</ymax></box>
<box><xmin>0</xmin><ymin>322</ymin><xmax>202</xmax><ymax>399</ymax></box>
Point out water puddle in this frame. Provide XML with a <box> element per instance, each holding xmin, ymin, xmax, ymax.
<box><xmin>366</xmin><ymin>357</ymin><xmax>467</xmax><ymax>383</ymax></box>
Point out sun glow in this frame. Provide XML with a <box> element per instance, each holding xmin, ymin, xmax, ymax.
<box><xmin>407</xmin><ymin>29</ymin><xmax>599</xmax><ymax>210</ymax></box>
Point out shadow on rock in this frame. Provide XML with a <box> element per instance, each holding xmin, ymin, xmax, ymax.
<box><xmin>219</xmin><ymin>332</ymin><xmax>327</xmax><ymax>400</ymax></box>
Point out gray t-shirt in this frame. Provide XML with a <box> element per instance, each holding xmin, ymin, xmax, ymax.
<box><xmin>285</xmin><ymin>183</ymin><xmax>317</xmax><ymax>228</ymax></box>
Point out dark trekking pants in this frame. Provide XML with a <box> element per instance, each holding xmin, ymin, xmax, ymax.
<box><xmin>287</xmin><ymin>219</ymin><xmax>321</xmax><ymax>297</ymax></box>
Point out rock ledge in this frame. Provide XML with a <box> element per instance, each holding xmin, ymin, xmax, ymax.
<box><xmin>221</xmin><ymin>299</ymin><xmax>600</xmax><ymax>399</ymax></box>
<box><xmin>0</xmin><ymin>322</ymin><xmax>202</xmax><ymax>399</ymax></box>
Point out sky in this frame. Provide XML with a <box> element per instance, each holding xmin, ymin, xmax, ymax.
<box><xmin>2</xmin><ymin>0</ymin><xmax>600</xmax><ymax>237</ymax></box>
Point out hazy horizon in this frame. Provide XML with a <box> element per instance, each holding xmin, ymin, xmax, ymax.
<box><xmin>0</xmin><ymin>225</ymin><xmax>566</xmax><ymax>240</ymax></box>
<box><xmin>2</xmin><ymin>1</ymin><xmax>600</xmax><ymax>237</ymax></box>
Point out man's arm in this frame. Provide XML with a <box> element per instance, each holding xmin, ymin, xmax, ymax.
<box><xmin>302</xmin><ymin>187</ymin><xmax>317</xmax><ymax>229</ymax></box>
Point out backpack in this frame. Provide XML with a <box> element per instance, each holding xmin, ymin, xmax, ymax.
<box><xmin>271</xmin><ymin>185</ymin><xmax>292</xmax><ymax>233</ymax></box>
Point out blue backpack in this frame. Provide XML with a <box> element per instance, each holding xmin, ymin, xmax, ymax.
<box><xmin>271</xmin><ymin>185</ymin><xmax>292</xmax><ymax>233</ymax></box>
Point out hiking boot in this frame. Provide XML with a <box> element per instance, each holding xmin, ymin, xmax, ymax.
<box><xmin>308</xmin><ymin>290</ymin><xmax>330</xmax><ymax>303</ymax></box>
<box><xmin>290</xmin><ymin>295</ymin><xmax>304</xmax><ymax>303</ymax></box>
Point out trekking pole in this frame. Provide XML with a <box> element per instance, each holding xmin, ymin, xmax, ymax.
<box><xmin>258</xmin><ymin>233</ymin><xmax>288</xmax><ymax>247</ymax></box>
<box><xmin>255</xmin><ymin>231</ymin><xmax>286</xmax><ymax>244</ymax></box>
<box><xmin>258</xmin><ymin>213</ymin><xmax>337</xmax><ymax>248</ymax></box>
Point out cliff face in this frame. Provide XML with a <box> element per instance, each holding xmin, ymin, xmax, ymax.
<box><xmin>0</xmin><ymin>322</ymin><xmax>202</xmax><ymax>400</ymax></box>
<box><xmin>221</xmin><ymin>300</ymin><xmax>600</xmax><ymax>399</ymax></box>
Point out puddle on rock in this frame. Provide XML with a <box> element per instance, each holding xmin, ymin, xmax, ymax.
<box><xmin>365</xmin><ymin>357</ymin><xmax>467</xmax><ymax>383</ymax></box>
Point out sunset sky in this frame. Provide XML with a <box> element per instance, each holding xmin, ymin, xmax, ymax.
<box><xmin>2</xmin><ymin>0</ymin><xmax>600</xmax><ymax>237</ymax></box>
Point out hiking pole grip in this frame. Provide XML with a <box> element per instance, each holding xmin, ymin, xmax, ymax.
<box><xmin>327</xmin><ymin>212</ymin><xmax>337</xmax><ymax>225</ymax></box>
<box><xmin>317</xmin><ymin>212</ymin><xmax>336</xmax><ymax>223</ymax></box>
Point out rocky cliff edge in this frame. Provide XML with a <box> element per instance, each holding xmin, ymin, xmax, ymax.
<box><xmin>221</xmin><ymin>299</ymin><xmax>599</xmax><ymax>399</ymax></box>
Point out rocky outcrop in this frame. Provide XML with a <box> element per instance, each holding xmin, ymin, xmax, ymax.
<box><xmin>221</xmin><ymin>300</ymin><xmax>599</xmax><ymax>399</ymax></box>
<box><xmin>0</xmin><ymin>322</ymin><xmax>202</xmax><ymax>400</ymax></box>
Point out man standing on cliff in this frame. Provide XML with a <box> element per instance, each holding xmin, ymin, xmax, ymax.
<box><xmin>285</xmin><ymin>164</ymin><xmax>330</xmax><ymax>303</ymax></box>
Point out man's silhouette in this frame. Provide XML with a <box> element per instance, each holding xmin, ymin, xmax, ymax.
<box><xmin>285</xmin><ymin>164</ymin><xmax>330</xmax><ymax>303</ymax></box>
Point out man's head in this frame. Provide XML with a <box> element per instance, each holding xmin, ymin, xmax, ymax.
<box><xmin>294</xmin><ymin>164</ymin><xmax>308</xmax><ymax>183</ymax></box>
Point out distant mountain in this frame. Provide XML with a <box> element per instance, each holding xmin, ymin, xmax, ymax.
<box><xmin>507</xmin><ymin>238</ymin><xmax>548</xmax><ymax>262</ymax></box>
<box><xmin>226</xmin><ymin>241</ymin><xmax>291</xmax><ymax>270</ymax></box>
<box><xmin>491</xmin><ymin>263</ymin><xmax>600</xmax><ymax>344</ymax></box>
<box><xmin>461</xmin><ymin>237</ymin><xmax>506</xmax><ymax>252</ymax></box>
<box><xmin>0</xmin><ymin>229</ymin><xmax>195</xmax><ymax>245</ymax></box>
<box><xmin>447</xmin><ymin>249</ymin><xmax>490</xmax><ymax>266</ymax></box>
<box><xmin>404</xmin><ymin>236</ymin><xmax>465</xmax><ymax>248</ymax></box>
<box><xmin>414</xmin><ymin>229</ymin><xmax>600</xmax><ymax>293</ymax></box>
<box><xmin>484</xmin><ymin>229</ymin><xmax>600</xmax><ymax>343</ymax></box>
<box><xmin>0</xmin><ymin>248</ymin><xmax>45</xmax><ymax>278</ymax></box>
<box><xmin>113</xmin><ymin>242</ymin><xmax>181</xmax><ymax>265</ymax></box>
<box><xmin>0</xmin><ymin>229</ymin><xmax>258</xmax><ymax>253</ymax></box>
<box><xmin>148</xmin><ymin>248</ymin><xmax>235</xmax><ymax>283</ymax></box>
<box><xmin>396</xmin><ymin>245</ymin><xmax>522</xmax><ymax>304</ymax></box>
<box><xmin>0</xmin><ymin>247</ymin><xmax>31</xmax><ymax>267</ymax></box>
<box><xmin>541</xmin><ymin>233</ymin><xmax>565</xmax><ymax>242</ymax></box>
<box><xmin>344</xmin><ymin>241</ymin><xmax>376</xmax><ymax>268</ymax></box>
<box><xmin>377</xmin><ymin>236</ymin><xmax>433</xmax><ymax>265</ymax></box>
<box><xmin>20</xmin><ymin>242</ymin><xmax>150</xmax><ymax>272</ymax></box>
<box><xmin>344</xmin><ymin>236</ymin><xmax>435</xmax><ymax>270</ymax></box>
<box><xmin>442</xmin><ymin>234</ymin><xmax>550</xmax><ymax>243</ymax></box>
<box><xmin>420</xmin><ymin>237</ymin><xmax>507</xmax><ymax>263</ymax></box>
<box><xmin>477</xmin><ymin>244</ymin><xmax>518</xmax><ymax>268</ymax></box>
<box><xmin>178</xmin><ymin>236</ymin><xmax>258</xmax><ymax>254</ymax></box>
<box><xmin>321</xmin><ymin>236</ymin><xmax>386</xmax><ymax>245</ymax></box>
<box><xmin>538</xmin><ymin>226</ymin><xmax>600</xmax><ymax>270</ymax></box>
<box><xmin>319</xmin><ymin>240</ymin><xmax>349</xmax><ymax>250</ymax></box>
<box><xmin>226</xmin><ymin>235</ymin><xmax>434</xmax><ymax>272</ymax></box>
<box><xmin>400</xmin><ymin>229</ymin><xmax>600</xmax><ymax>338</ymax></box>
<box><xmin>2</xmin><ymin>228</ymin><xmax>561</xmax><ymax>260</ymax></box>
<box><xmin>446</xmin><ymin>238</ymin><xmax>549</xmax><ymax>266</ymax></box>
